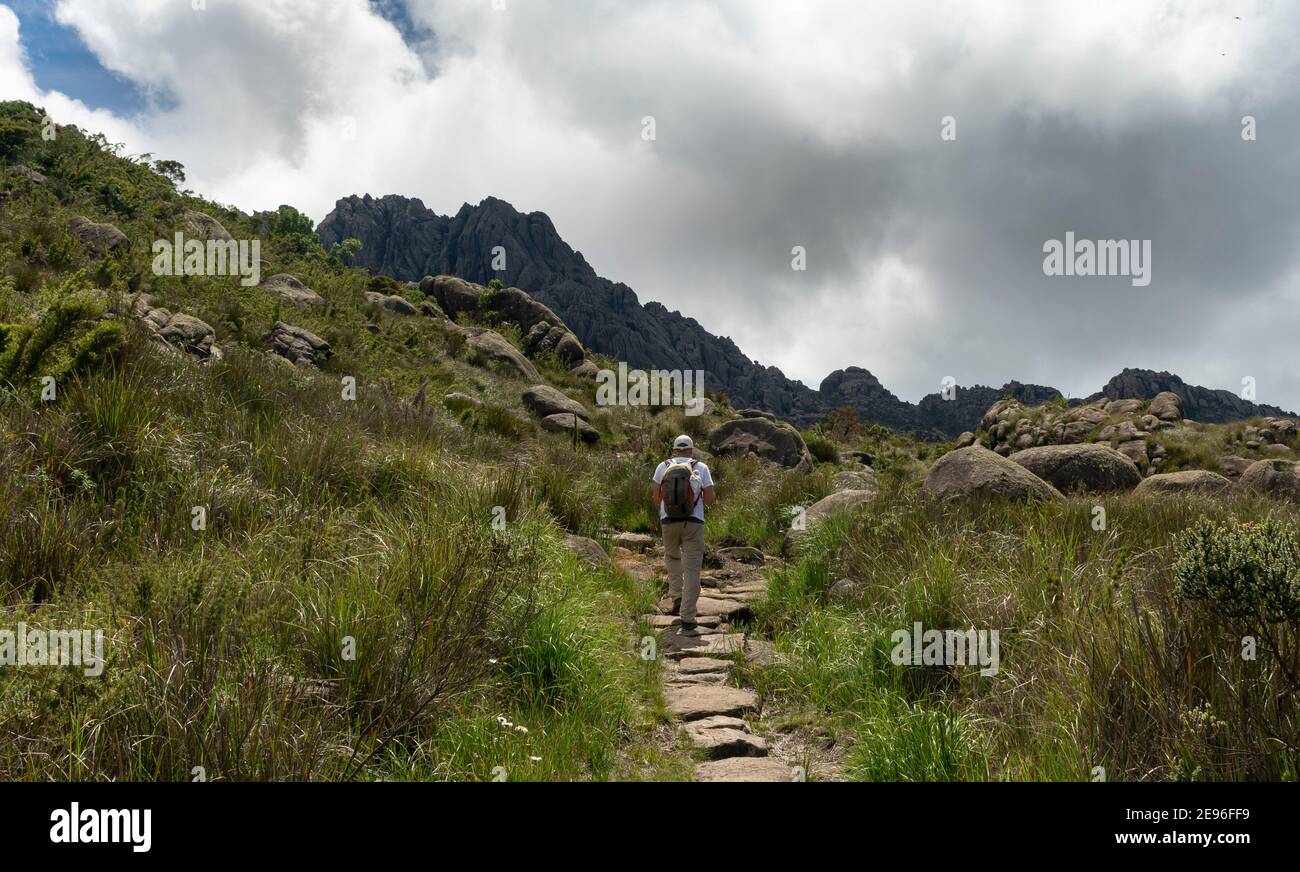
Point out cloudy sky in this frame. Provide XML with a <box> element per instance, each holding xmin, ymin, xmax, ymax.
<box><xmin>3</xmin><ymin>0</ymin><xmax>1299</xmax><ymax>408</ymax></box>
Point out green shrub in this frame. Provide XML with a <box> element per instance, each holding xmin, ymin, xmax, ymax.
<box><xmin>1174</xmin><ymin>517</ymin><xmax>1300</xmax><ymax>622</ymax></box>
<box><xmin>805</xmin><ymin>430</ymin><xmax>840</xmax><ymax>464</ymax></box>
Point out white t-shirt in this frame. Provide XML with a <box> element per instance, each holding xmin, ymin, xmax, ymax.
<box><xmin>652</xmin><ymin>455</ymin><xmax>714</xmax><ymax>522</ymax></box>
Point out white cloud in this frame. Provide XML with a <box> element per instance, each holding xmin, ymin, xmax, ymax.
<box><xmin>5</xmin><ymin>0</ymin><xmax>1300</xmax><ymax>407</ymax></box>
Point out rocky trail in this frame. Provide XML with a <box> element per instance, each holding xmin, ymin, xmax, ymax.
<box><xmin>609</xmin><ymin>534</ymin><xmax>802</xmax><ymax>782</ymax></box>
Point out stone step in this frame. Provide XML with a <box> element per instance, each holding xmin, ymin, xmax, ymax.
<box><xmin>672</xmin><ymin>657</ymin><xmax>733</xmax><ymax>674</ymax></box>
<box><xmin>665</xmin><ymin>670</ymin><xmax>728</xmax><ymax>685</ymax></box>
<box><xmin>717</xmin><ymin>582</ymin><xmax>768</xmax><ymax>596</ymax></box>
<box><xmin>664</xmin><ymin>684</ymin><xmax>758</xmax><ymax>720</ymax></box>
<box><xmin>695</xmin><ymin>596</ymin><xmax>750</xmax><ymax>619</ymax></box>
<box><xmin>683</xmin><ymin>716</ymin><xmax>768</xmax><ymax>759</ymax></box>
<box><xmin>641</xmin><ymin>613</ymin><xmax>722</xmax><ymax>629</ymax></box>
<box><xmin>663</xmin><ymin>632</ymin><xmax>746</xmax><ymax>660</ymax></box>
<box><xmin>692</xmin><ymin>757</ymin><xmax>797</xmax><ymax>782</ymax></box>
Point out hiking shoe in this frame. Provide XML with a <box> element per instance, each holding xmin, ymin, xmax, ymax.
<box><xmin>678</xmin><ymin>620</ymin><xmax>698</xmax><ymax>633</ymax></box>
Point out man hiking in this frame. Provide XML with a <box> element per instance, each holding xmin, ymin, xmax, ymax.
<box><xmin>651</xmin><ymin>435</ymin><xmax>716</xmax><ymax>632</ymax></box>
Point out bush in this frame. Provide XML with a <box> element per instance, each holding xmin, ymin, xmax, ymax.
<box><xmin>1174</xmin><ymin>517</ymin><xmax>1300</xmax><ymax>623</ymax></box>
<box><xmin>805</xmin><ymin>430</ymin><xmax>840</xmax><ymax>464</ymax></box>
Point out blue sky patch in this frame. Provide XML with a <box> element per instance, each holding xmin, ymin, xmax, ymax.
<box><xmin>7</xmin><ymin>0</ymin><xmax>152</xmax><ymax>115</ymax></box>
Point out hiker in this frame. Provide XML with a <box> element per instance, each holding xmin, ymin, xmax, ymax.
<box><xmin>651</xmin><ymin>435</ymin><xmax>716</xmax><ymax>631</ymax></box>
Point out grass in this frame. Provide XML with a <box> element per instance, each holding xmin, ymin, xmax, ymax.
<box><xmin>747</xmin><ymin>482</ymin><xmax>1300</xmax><ymax>781</ymax></box>
<box><xmin>2</xmin><ymin>98</ymin><xmax>1297</xmax><ymax>783</ymax></box>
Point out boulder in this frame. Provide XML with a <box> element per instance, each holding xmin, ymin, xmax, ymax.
<box><xmin>1218</xmin><ymin>455</ymin><xmax>1254</xmax><ymax>479</ymax></box>
<box><xmin>1104</xmin><ymin>399</ymin><xmax>1145</xmax><ymax>416</ymax></box>
<box><xmin>563</xmin><ymin>534</ymin><xmax>610</xmax><ymax>568</ymax></box>
<box><xmin>831</xmin><ymin>469</ymin><xmax>877</xmax><ymax>492</ymax></box>
<box><xmin>1008</xmin><ymin>443</ymin><xmax>1141</xmax><ymax>494</ymax></box>
<box><xmin>828</xmin><ymin>578</ymin><xmax>861</xmax><ymax>602</ymax></box>
<box><xmin>1116</xmin><ymin>439</ymin><xmax>1149</xmax><ymax>470</ymax></box>
<box><xmin>68</xmin><ymin>217</ymin><xmax>129</xmax><ymax>257</ymax></box>
<box><xmin>128</xmin><ymin>294</ymin><xmax>220</xmax><ymax>362</ymax></box>
<box><xmin>262</xmin><ymin>274</ymin><xmax>323</xmax><ymax>307</ymax></box>
<box><xmin>7</xmin><ymin>164</ymin><xmax>47</xmax><ymax>184</ymax></box>
<box><xmin>923</xmin><ymin>446</ymin><xmax>1062</xmax><ymax>501</ymax></box>
<box><xmin>522</xmin><ymin>384</ymin><xmax>590</xmax><ymax>421</ymax></box>
<box><xmin>784</xmin><ymin>488</ymin><xmax>876</xmax><ymax>554</ymax></box>
<box><xmin>1133</xmin><ymin>470</ymin><xmax>1232</xmax><ymax>497</ymax></box>
<box><xmin>443</xmin><ymin>391</ymin><xmax>482</xmax><ymax>413</ymax></box>
<box><xmin>422</xmin><ymin>275</ymin><xmax>585</xmax><ymax>364</ymax></box>
<box><xmin>264</xmin><ymin>321</ymin><xmax>331</xmax><ymax>368</ymax></box>
<box><xmin>1148</xmin><ymin>391</ymin><xmax>1183</xmax><ymax>422</ymax></box>
<box><xmin>419</xmin><ymin>299</ymin><xmax>443</xmax><ymax>318</ymax></box>
<box><xmin>955</xmin><ymin>431</ymin><xmax>977</xmax><ymax>449</ymax></box>
<box><xmin>1236</xmin><ymin>459</ymin><xmax>1300</xmax><ymax>501</ymax></box>
<box><xmin>569</xmin><ymin>359</ymin><xmax>600</xmax><ymax>379</ymax></box>
<box><xmin>462</xmin><ymin>328</ymin><xmax>541</xmax><ymax>381</ymax></box>
<box><xmin>717</xmin><ymin>546</ymin><xmax>765</xmax><ymax>565</ymax></box>
<box><xmin>611</xmin><ymin>532</ymin><xmax>654</xmax><ymax>551</ymax></box>
<box><xmin>709</xmin><ymin>417</ymin><xmax>812</xmax><ymax>472</ymax></box>
<box><xmin>523</xmin><ymin>319</ymin><xmax>584</xmax><ymax>363</ymax></box>
<box><xmin>363</xmin><ymin>291</ymin><xmax>417</xmax><ymax>315</ymax></box>
<box><xmin>183</xmin><ymin>210</ymin><xmax>234</xmax><ymax>242</ymax></box>
<box><xmin>541</xmin><ymin>413</ymin><xmax>599</xmax><ymax>443</ymax></box>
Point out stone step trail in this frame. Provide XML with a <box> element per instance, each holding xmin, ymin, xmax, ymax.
<box><xmin>625</xmin><ymin>544</ymin><xmax>797</xmax><ymax>783</ymax></box>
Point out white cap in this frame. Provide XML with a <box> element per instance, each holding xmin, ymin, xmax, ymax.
<box><xmin>673</xmin><ymin>434</ymin><xmax>694</xmax><ymax>451</ymax></box>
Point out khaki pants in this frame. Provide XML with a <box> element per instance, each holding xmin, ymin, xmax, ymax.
<box><xmin>662</xmin><ymin>521</ymin><xmax>705</xmax><ymax>623</ymax></box>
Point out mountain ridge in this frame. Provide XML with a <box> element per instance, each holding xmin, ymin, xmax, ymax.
<box><xmin>318</xmin><ymin>194</ymin><xmax>1294</xmax><ymax>435</ymax></box>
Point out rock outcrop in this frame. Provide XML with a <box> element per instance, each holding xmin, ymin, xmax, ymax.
<box><xmin>69</xmin><ymin>217</ymin><xmax>129</xmax><ymax>258</ymax></box>
<box><xmin>262</xmin><ymin>274</ymin><xmax>323</xmax><ymax>307</ymax></box>
<box><xmin>923</xmin><ymin>446</ymin><xmax>1062</xmax><ymax>501</ymax></box>
<box><xmin>421</xmin><ymin>274</ymin><xmax>585</xmax><ymax>365</ymax></box>
<box><xmin>522</xmin><ymin>384</ymin><xmax>590</xmax><ymax>421</ymax></box>
<box><xmin>1091</xmin><ymin>369</ymin><xmax>1293</xmax><ymax>423</ymax></box>
<box><xmin>128</xmin><ymin>294</ymin><xmax>221</xmax><ymax>363</ymax></box>
<box><xmin>1008</xmin><ymin>444</ymin><xmax>1141</xmax><ymax>494</ymax></box>
<box><xmin>563</xmin><ymin>534</ymin><xmax>609</xmax><ymax>568</ymax></box>
<box><xmin>1133</xmin><ymin>470</ymin><xmax>1232</xmax><ymax>497</ymax></box>
<box><xmin>264</xmin><ymin>321</ymin><xmax>331</xmax><ymax>368</ymax></box>
<box><xmin>783</xmin><ymin>488</ymin><xmax>877</xmax><ymax>554</ymax></box>
<box><xmin>457</xmin><ymin>327</ymin><xmax>540</xmax><ymax>381</ymax></box>
<box><xmin>709</xmin><ymin>416</ymin><xmax>812</xmax><ymax>471</ymax></box>
<box><xmin>1236</xmin><ymin>459</ymin><xmax>1300</xmax><ymax>501</ymax></box>
<box><xmin>541</xmin><ymin>413</ymin><xmax>598</xmax><ymax>442</ymax></box>
<box><xmin>363</xmin><ymin>291</ymin><xmax>417</xmax><ymax>315</ymax></box>
<box><xmin>184</xmin><ymin>210</ymin><xmax>234</xmax><ymax>242</ymax></box>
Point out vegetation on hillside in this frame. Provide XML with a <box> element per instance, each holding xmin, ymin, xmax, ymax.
<box><xmin>1</xmin><ymin>101</ymin><xmax>1294</xmax><ymax>781</ymax></box>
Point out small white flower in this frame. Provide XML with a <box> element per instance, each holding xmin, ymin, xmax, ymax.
<box><xmin>529</xmin><ymin>756</ymin><xmax>542</xmax><ymax>763</ymax></box>
<box><xmin>515</xmin><ymin>725</ymin><xmax>528</xmax><ymax>734</ymax></box>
